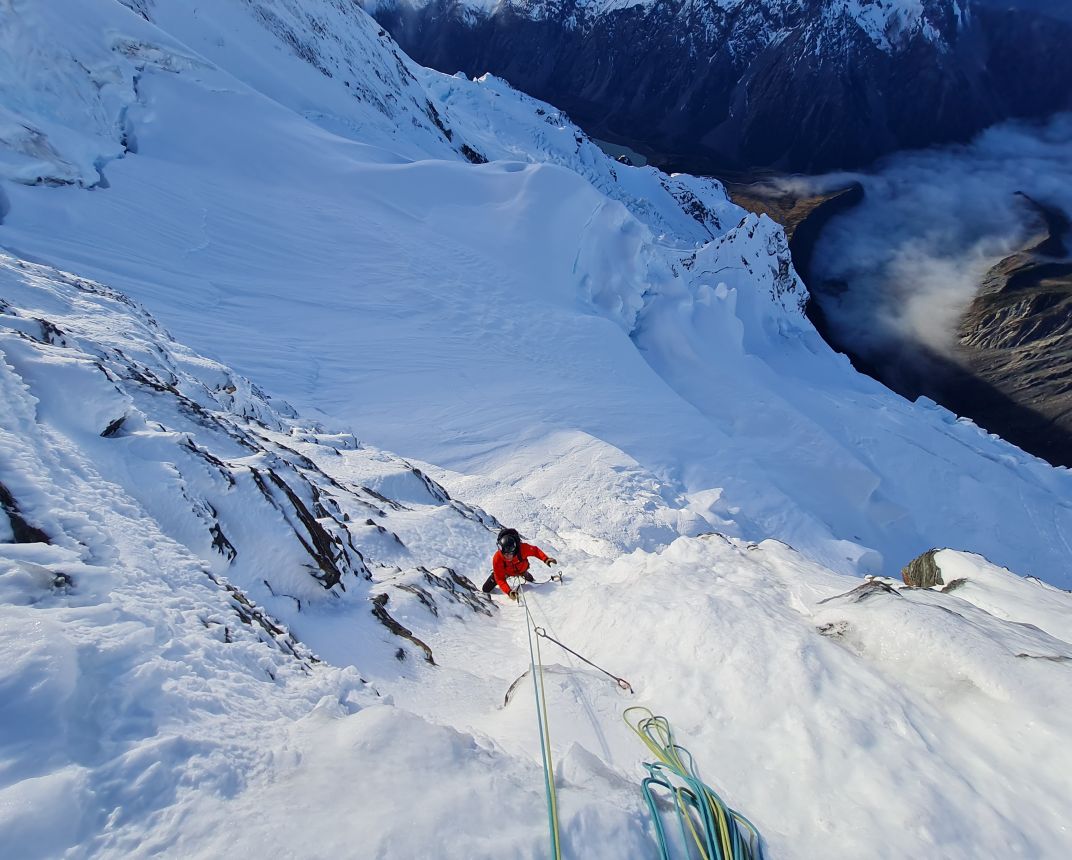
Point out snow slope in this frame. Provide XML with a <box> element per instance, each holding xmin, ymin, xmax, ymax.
<box><xmin>3</xmin><ymin>255</ymin><xmax>1071</xmax><ymax>858</ymax></box>
<box><xmin>2</xmin><ymin>0</ymin><xmax>1071</xmax><ymax>584</ymax></box>
<box><xmin>427</xmin><ymin>0</ymin><xmax>945</xmax><ymax>53</ymax></box>
<box><xmin>0</xmin><ymin>251</ymin><xmax>645</xmax><ymax>858</ymax></box>
<box><xmin>2</xmin><ymin>1</ymin><xmax>1072</xmax><ymax>857</ymax></box>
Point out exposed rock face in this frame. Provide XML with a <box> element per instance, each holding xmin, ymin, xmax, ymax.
<box><xmin>366</xmin><ymin>0</ymin><xmax>1072</xmax><ymax>173</ymax></box>
<box><xmin>0</xmin><ymin>251</ymin><xmax>502</xmax><ymax>667</ymax></box>
<box><xmin>901</xmin><ymin>549</ymin><xmax>944</xmax><ymax>588</ymax></box>
<box><xmin>727</xmin><ymin>180</ymin><xmax>864</xmax><ymax>265</ymax></box>
<box><xmin>0</xmin><ymin>481</ymin><xmax>51</xmax><ymax>544</ymax></box>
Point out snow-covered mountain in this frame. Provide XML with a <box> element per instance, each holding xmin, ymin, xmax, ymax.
<box><xmin>364</xmin><ymin>0</ymin><xmax>1072</xmax><ymax>172</ymax></box>
<box><xmin>2</xmin><ymin>1</ymin><xmax>1072</xmax><ymax>857</ymax></box>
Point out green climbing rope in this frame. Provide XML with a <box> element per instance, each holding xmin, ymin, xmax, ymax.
<box><xmin>520</xmin><ymin>586</ymin><xmax>562</xmax><ymax>859</ymax></box>
<box><xmin>625</xmin><ymin>707</ymin><xmax>765</xmax><ymax>860</ymax></box>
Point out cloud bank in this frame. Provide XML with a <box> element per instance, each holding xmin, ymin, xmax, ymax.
<box><xmin>806</xmin><ymin>113</ymin><xmax>1072</xmax><ymax>370</ymax></box>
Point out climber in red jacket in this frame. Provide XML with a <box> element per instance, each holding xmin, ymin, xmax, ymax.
<box><xmin>483</xmin><ymin>527</ymin><xmax>557</xmax><ymax>599</ymax></box>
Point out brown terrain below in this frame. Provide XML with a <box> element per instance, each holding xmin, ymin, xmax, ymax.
<box><xmin>955</xmin><ymin>196</ymin><xmax>1072</xmax><ymax>465</ymax></box>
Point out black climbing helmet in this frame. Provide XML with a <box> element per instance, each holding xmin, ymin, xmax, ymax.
<box><xmin>497</xmin><ymin>527</ymin><xmax>521</xmax><ymax>555</ymax></box>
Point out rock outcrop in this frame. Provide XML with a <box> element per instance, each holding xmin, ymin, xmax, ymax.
<box><xmin>901</xmin><ymin>549</ymin><xmax>944</xmax><ymax>588</ymax></box>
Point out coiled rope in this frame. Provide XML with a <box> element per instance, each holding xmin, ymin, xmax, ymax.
<box><xmin>512</xmin><ymin>586</ymin><xmax>763</xmax><ymax>860</ymax></box>
<box><xmin>625</xmin><ymin>707</ymin><xmax>764</xmax><ymax>860</ymax></box>
<box><xmin>519</xmin><ymin>586</ymin><xmax>562</xmax><ymax>859</ymax></box>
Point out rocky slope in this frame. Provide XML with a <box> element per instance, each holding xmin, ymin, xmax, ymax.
<box><xmin>363</xmin><ymin>0</ymin><xmax>1072</xmax><ymax>173</ymax></box>
<box><xmin>4</xmin><ymin>3</ymin><xmax>1072</xmax><ymax>857</ymax></box>
<box><xmin>0</xmin><ymin>251</ymin><xmax>501</xmax><ymax>670</ymax></box>
<box><xmin>954</xmin><ymin>196</ymin><xmax>1072</xmax><ymax>465</ymax></box>
<box><xmin>793</xmin><ymin>182</ymin><xmax>1072</xmax><ymax>467</ymax></box>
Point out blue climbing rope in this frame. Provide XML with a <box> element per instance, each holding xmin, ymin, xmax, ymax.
<box><xmin>625</xmin><ymin>707</ymin><xmax>765</xmax><ymax>860</ymax></box>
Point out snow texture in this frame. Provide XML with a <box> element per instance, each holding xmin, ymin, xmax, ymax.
<box><xmin>1</xmin><ymin>0</ymin><xmax>1071</xmax><ymax>857</ymax></box>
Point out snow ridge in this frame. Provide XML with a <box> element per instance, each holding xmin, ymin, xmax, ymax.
<box><xmin>2</xmin><ymin>2</ymin><xmax>1072</xmax><ymax>856</ymax></box>
<box><xmin>4</xmin><ymin>252</ymin><xmax>1072</xmax><ymax>858</ymax></box>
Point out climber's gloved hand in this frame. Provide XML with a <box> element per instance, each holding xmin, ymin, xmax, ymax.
<box><xmin>508</xmin><ymin>590</ymin><xmax>519</xmax><ymax>602</ymax></box>
<box><xmin>546</xmin><ymin>557</ymin><xmax>558</xmax><ymax>566</ymax></box>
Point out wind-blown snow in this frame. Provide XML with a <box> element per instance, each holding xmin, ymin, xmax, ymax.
<box><xmin>2</xmin><ymin>0</ymin><xmax>1071</xmax><ymax>857</ymax></box>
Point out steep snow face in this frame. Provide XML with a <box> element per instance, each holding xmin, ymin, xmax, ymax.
<box><xmin>3</xmin><ymin>257</ymin><xmax>1070</xmax><ymax>858</ymax></box>
<box><xmin>2</xmin><ymin>2</ymin><xmax>1072</xmax><ymax>858</ymax></box>
<box><xmin>0</xmin><ymin>0</ymin><xmax>462</xmax><ymax>186</ymax></box>
<box><xmin>1</xmin><ymin>0</ymin><xmax>1071</xmax><ymax>589</ymax></box>
<box><xmin>129</xmin><ymin>0</ymin><xmax>469</xmax><ymax>160</ymax></box>
<box><xmin>0</xmin><ymin>1</ymin><xmax>143</xmax><ymax>186</ymax></box>
<box><xmin>0</xmin><ymin>253</ymin><xmax>653</xmax><ymax>859</ymax></box>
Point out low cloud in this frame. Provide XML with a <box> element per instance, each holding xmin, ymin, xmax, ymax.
<box><xmin>804</xmin><ymin>113</ymin><xmax>1072</xmax><ymax>367</ymax></box>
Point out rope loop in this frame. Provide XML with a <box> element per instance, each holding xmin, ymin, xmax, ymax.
<box><xmin>624</xmin><ymin>707</ymin><xmax>765</xmax><ymax>860</ymax></box>
<box><xmin>531</xmin><ymin>624</ymin><xmax>634</xmax><ymax>694</ymax></box>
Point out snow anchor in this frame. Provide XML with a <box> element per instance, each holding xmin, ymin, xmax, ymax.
<box><xmin>518</xmin><ymin>586</ymin><xmax>563</xmax><ymax>860</ymax></box>
<box><xmin>625</xmin><ymin>707</ymin><xmax>765</xmax><ymax>860</ymax></box>
<box><xmin>532</xmin><ymin>626</ymin><xmax>634</xmax><ymax>693</ymax></box>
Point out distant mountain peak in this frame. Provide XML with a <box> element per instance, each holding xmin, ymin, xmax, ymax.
<box><xmin>365</xmin><ymin>0</ymin><xmax>1072</xmax><ymax>172</ymax></box>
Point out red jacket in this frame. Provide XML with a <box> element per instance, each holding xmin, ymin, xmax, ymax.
<box><xmin>493</xmin><ymin>543</ymin><xmax>549</xmax><ymax>595</ymax></box>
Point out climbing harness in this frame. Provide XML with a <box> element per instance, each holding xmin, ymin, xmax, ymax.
<box><xmin>533</xmin><ymin>626</ymin><xmax>633</xmax><ymax>693</ymax></box>
<box><xmin>519</xmin><ymin>586</ymin><xmax>562</xmax><ymax>860</ymax></box>
<box><xmin>625</xmin><ymin>707</ymin><xmax>765</xmax><ymax>860</ymax></box>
